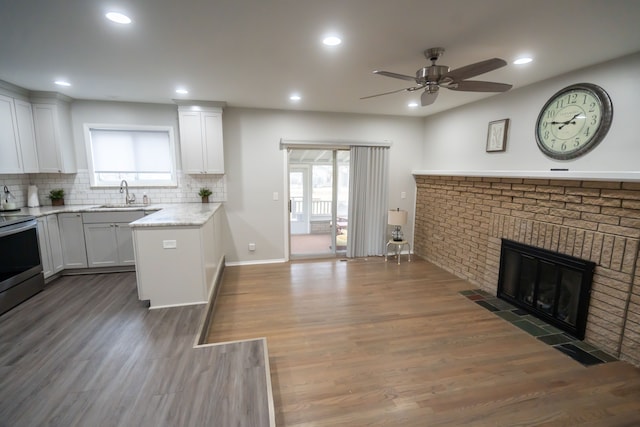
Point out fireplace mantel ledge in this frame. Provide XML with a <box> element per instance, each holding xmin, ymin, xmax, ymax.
<box><xmin>412</xmin><ymin>170</ymin><xmax>640</xmax><ymax>182</ymax></box>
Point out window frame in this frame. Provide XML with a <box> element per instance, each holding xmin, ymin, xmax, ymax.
<box><xmin>84</xmin><ymin>123</ymin><xmax>178</xmax><ymax>188</ymax></box>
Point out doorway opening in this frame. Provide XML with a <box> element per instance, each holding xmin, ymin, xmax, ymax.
<box><xmin>288</xmin><ymin>149</ymin><xmax>349</xmax><ymax>259</ymax></box>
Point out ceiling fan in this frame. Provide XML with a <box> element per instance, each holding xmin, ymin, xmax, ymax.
<box><xmin>362</xmin><ymin>47</ymin><xmax>513</xmax><ymax>106</ymax></box>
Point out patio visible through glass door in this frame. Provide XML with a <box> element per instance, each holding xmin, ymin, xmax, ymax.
<box><xmin>288</xmin><ymin>149</ymin><xmax>349</xmax><ymax>258</ymax></box>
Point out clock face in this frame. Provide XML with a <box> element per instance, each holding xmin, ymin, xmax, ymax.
<box><xmin>535</xmin><ymin>83</ymin><xmax>613</xmax><ymax>160</ymax></box>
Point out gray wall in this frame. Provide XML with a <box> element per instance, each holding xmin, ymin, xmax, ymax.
<box><xmin>222</xmin><ymin>108</ymin><xmax>423</xmax><ymax>263</ymax></box>
<box><xmin>421</xmin><ymin>52</ymin><xmax>640</xmax><ymax>173</ymax></box>
<box><xmin>69</xmin><ymin>102</ymin><xmax>424</xmax><ymax>263</ymax></box>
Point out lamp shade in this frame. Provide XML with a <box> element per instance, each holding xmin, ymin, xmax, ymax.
<box><xmin>388</xmin><ymin>209</ymin><xmax>408</xmax><ymax>226</ymax></box>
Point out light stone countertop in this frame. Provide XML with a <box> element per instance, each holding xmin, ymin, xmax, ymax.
<box><xmin>129</xmin><ymin>203</ymin><xmax>221</xmax><ymax>228</ymax></box>
<box><xmin>2</xmin><ymin>203</ymin><xmax>221</xmax><ymax>228</ymax></box>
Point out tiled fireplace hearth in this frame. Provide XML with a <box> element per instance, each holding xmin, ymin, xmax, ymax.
<box><xmin>413</xmin><ymin>174</ymin><xmax>640</xmax><ymax>366</ymax></box>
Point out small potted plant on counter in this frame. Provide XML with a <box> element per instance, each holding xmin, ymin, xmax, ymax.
<box><xmin>199</xmin><ymin>187</ymin><xmax>212</xmax><ymax>203</ymax></box>
<box><xmin>49</xmin><ymin>188</ymin><xmax>65</xmax><ymax>206</ymax></box>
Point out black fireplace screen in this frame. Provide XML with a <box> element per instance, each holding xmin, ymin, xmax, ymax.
<box><xmin>497</xmin><ymin>239</ymin><xmax>595</xmax><ymax>339</ymax></box>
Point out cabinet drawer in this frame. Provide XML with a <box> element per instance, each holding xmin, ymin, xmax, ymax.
<box><xmin>82</xmin><ymin>211</ymin><xmax>144</xmax><ymax>224</ymax></box>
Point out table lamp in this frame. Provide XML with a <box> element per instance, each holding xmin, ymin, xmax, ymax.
<box><xmin>388</xmin><ymin>208</ymin><xmax>408</xmax><ymax>242</ymax></box>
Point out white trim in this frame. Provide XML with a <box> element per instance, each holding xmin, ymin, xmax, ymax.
<box><xmin>225</xmin><ymin>258</ymin><xmax>287</xmax><ymax>266</ymax></box>
<box><xmin>148</xmin><ymin>300</ymin><xmax>207</xmax><ymax>310</ymax></box>
<box><xmin>280</xmin><ymin>138</ymin><xmax>392</xmax><ymax>150</ymax></box>
<box><xmin>262</xmin><ymin>337</ymin><xmax>277</xmax><ymax>427</ymax></box>
<box><xmin>412</xmin><ymin>170</ymin><xmax>640</xmax><ymax>182</ymax></box>
<box><xmin>283</xmin><ymin>150</ymin><xmax>290</xmax><ymax>262</ymax></box>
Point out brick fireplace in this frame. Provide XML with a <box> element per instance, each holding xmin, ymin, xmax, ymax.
<box><xmin>413</xmin><ymin>174</ymin><xmax>640</xmax><ymax>366</ymax></box>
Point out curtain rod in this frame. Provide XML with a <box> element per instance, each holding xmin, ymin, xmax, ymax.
<box><xmin>279</xmin><ymin>138</ymin><xmax>392</xmax><ymax>150</ymax></box>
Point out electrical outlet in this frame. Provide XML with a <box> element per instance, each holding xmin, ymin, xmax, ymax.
<box><xmin>401</xmin><ymin>191</ymin><xmax>407</xmax><ymax>199</ymax></box>
<box><xmin>273</xmin><ymin>192</ymin><xmax>279</xmax><ymax>201</ymax></box>
<box><xmin>163</xmin><ymin>240</ymin><xmax>177</xmax><ymax>249</ymax></box>
<box><xmin>248</xmin><ymin>243</ymin><xmax>256</xmax><ymax>251</ymax></box>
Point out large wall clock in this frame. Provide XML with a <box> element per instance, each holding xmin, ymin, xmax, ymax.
<box><xmin>535</xmin><ymin>83</ymin><xmax>613</xmax><ymax>160</ymax></box>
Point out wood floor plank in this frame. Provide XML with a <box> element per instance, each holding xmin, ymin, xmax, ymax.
<box><xmin>0</xmin><ymin>272</ymin><xmax>272</xmax><ymax>427</ymax></box>
<box><xmin>206</xmin><ymin>257</ymin><xmax>640</xmax><ymax>426</ymax></box>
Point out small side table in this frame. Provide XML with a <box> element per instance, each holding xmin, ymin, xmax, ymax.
<box><xmin>385</xmin><ymin>240</ymin><xmax>411</xmax><ymax>265</ymax></box>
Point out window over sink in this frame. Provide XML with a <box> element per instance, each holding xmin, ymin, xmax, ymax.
<box><xmin>84</xmin><ymin>124</ymin><xmax>177</xmax><ymax>187</ymax></box>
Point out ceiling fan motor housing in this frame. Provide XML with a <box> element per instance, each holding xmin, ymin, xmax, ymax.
<box><xmin>416</xmin><ymin>65</ymin><xmax>450</xmax><ymax>84</ymax></box>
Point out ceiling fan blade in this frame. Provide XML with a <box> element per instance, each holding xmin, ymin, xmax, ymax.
<box><xmin>373</xmin><ymin>70</ymin><xmax>417</xmax><ymax>82</ymax></box>
<box><xmin>421</xmin><ymin>89</ymin><xmax>439</xmax><ymax>106</ymax></box>
<box><xmin>447</xmin><ymin>80</ymin><xmax>513</xmax><ymax>92</ymax></box>
<box><xmin>443</xmin><ymin>58</ymin><xmax>507</xmax><ymax>82</ymax></box>
<box><xmin>360</xmin><ymin>87</ymin><xmax>414</xmax><ymax>100</ymax></box>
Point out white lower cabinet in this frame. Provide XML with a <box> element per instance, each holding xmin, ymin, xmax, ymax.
<box><xmin>37</xmin><ymin>215</ymin><xmax>63</xmax><ymax>279</ymax></box>
<box><xmin>58</xmin><ymin>213</ymin><xmax>88</xmax><ymax>269</ymax></box>
<box><xmin>83</xmin><ymin>211</ymin><xmax>144</xmax><ymax>268</ymax></box>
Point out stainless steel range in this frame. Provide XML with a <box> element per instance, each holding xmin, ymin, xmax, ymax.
<box><xmin>0</xmin><ymin>213</ymin><xmax>44</xmax><ymax>316</ymax></box>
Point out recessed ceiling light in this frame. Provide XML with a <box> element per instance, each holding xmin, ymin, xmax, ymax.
<box><xmin>322</xmin><ymin>36</ymin><xmax>342</xmax><ymax>46</ymax></box>
<box><xmin>289</xmin><ymin>94</ymin><xmax>301</xmax><ymax>101</ymax></box>
<box><xmin>175</xmin><ymin>88</ymin><xmax>189</xmax><ymax>95</ymax></box>
<box><xmin>513</xmin><ymin>57</ymin><xmax>533</xmax><ymax>65</ymax></box>
<box><xmin>106</xmin><ymin>12</ymin><xmax>132</xmax><ymax>24</ymax></box>
<box><xmin>54</xmin><ymin>80</ymin><xmax>71</xmax><ymax>87</ymax></box>
<box><xmin>408</xmin><ymin>102</ymin><xmax>419</xmax><ymax>108</ymax></box>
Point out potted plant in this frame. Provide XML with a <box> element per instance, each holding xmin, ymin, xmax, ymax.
<box><xmin>49</xmin><ymin>188</ymin><xmax>65</xmax><ymax>206</ymax></box>
<box><xmin>198</xmin><ymin>187</ymin><xmax>212</xmax><ymax>203</ymax></box>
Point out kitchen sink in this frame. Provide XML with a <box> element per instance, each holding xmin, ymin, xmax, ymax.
<box><xmin>95</xmin><ymin>203</ymin><xmax>148</xmax><ymax>209</ymax></box>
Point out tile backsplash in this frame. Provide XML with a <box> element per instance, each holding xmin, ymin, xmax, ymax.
<box><xmin>1</xmin><ymin>170</ymin><xmax>226</xmax><ymax>207</ymax></box>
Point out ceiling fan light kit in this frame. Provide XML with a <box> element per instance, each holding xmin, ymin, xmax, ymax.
<box><xmin>363</xmin><ymin>47</ymin><xmax>513</xmax><ymax>106</ymax></box>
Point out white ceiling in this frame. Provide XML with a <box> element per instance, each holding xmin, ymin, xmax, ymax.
<box><xmin>1</xmin><ymin>0</ymin><xmax>640</xmax><ymax>117</ymax></box>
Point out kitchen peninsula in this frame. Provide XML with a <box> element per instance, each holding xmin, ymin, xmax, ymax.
<box><xmin>131</xmin><ymin>203</ymin><xmax>224</xmax><ymax>309</ymax></box>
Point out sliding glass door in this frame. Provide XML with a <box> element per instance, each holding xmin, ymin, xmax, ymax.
<box><xmin>288</xmin><ymin>149</ymin><xmax>349</xmax><ymax>258</ymax></box>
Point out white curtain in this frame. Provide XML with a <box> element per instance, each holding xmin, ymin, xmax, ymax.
<box><xmin>347</xmin><ymin>146</ymin><xmax>389</xmax><ymax>257</ymax></box>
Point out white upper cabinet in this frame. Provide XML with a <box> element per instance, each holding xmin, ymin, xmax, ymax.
<box><xmin>14</xmin><ymin>99</ymin><xmax>39</xmax><ymax>173</ymax></box>
<box><xmin>32</xmin><ymin>96</ymin><xmax>76</xmax><ymax>173</ymax></box>
<box><xmin>0</xmin><ymin>94</ymin><xmax>22</xmax><ymax>173</ymax></box>
<box><xmin>0</xmin><ymin>95</ymin><xmax>40</xmax><ymax>174</ymax></box>
<box><xmin>178</xmin><ymin>106</ymin><xmax>224</xmax><ymax>174</ymax></box>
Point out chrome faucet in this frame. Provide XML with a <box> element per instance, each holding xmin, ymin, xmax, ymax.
<box><xmin>119</xmin><ymin>180</ymin><xmax>136</xmax><ymax>205</ymax></box>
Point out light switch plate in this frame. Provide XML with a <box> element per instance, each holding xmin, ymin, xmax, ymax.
<box><xmin>273</xmin><ymin>192</ymin><xmax>279</xmax><ymax>201</ymax></box>
<box><xmin>401</xmin><ymin>191</ymin><xmax>407</xmax><ymax>199</ymax></box>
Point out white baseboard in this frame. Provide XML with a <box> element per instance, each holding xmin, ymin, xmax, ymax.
<box><xmin>225</xmin><ymin>258</ymin><xmax>287</xmax><ymax>266</ymax></box>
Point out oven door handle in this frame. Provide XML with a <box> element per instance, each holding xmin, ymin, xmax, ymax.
<box><xmin>0</xmin><ymin>219</ymin><xmax>38</xmax><ymax>237</ymax></box>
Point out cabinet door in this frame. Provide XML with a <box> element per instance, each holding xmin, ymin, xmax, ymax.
<box><xmin>179</xmin><ymin>111</ymin><xmax>205</xmax><ymax>173</ymax></box>
<box><xmin>84</xmin><ymin>223</ymin><xmax>119</xmax><ymax>267</ymax></box>
<box><xmin>202</xmin><ymin>112</ymin><xmax>224</xmax><ymax>173</ymax></box>
<box><xmin>58</xmin><ymin>213</ymin><xmax>88</xmax><ymax>268</ymax></box>
<box><xmin>14</xmin><ymin>100</ymin><xmax>39</xmax><ymax>173</ymax></box>
<box><xmin>32</xmin><ymin>101</ymin><xmax>76</xmax><ymax>173</ymax></box>
<box><xmin>0</xmin><ymin>94</ymin><xmax>22</xmax><ymax>173</ymax></box>
<box><xmin>37</xmin><ymin>218</ymin><xmax>53</xmax><ymax>278</ymax></box>
<box><xmin>33</xmin><ymin>103</ymin><xmax>63</xmax><ymax>173</ymax></box>
<box><xmin>115</xmin><ymin>223</ymin><xmax>136</xmax><ymax>265</ymax></box>
<box><xmin>46</xmin><ymin>215</ymin><xmax>64</xmax><ymax>274</ymax></box>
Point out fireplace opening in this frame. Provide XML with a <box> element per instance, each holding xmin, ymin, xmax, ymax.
<box><xmin>497</xmin><ymin>239</ymin><xmax>595</xmax><ymax>339</ymax></box>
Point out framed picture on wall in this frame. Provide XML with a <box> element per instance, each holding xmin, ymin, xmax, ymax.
<box><xmin>486</xmin><ymin>118</ymin><xmax>509</xmax><ymax>152</ymax></box>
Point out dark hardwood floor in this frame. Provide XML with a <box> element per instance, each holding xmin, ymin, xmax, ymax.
<box><xmin>206</xmin><ymin>257</ymin><xmax>640</xmax><ymax>426</ymax></box>
<box><xmin>0</xmin><ymin>272</ymin><xmax>272</xmax><ymax>427</ymax></box>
